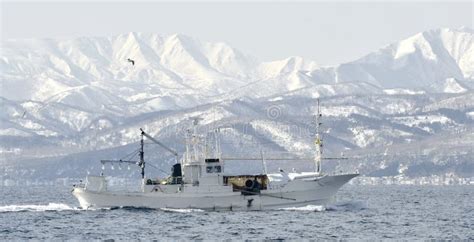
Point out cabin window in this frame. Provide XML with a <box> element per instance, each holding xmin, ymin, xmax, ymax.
<box><xmin>206</xmin><ymin>165</ymin><xmax>222</xmax><ymax>173</ymax></box>
<box><xmin>205</xmin><ymin>158</ymin><xmax>220</xmax><ymax>163</ymax></box>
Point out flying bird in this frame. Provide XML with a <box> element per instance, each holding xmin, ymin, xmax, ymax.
<box><xmin>127</xmin><ymin>58</ymin><xmax>135</xmax><ymax>66</ymax></box>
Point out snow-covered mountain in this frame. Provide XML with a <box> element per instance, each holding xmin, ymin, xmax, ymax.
<box><xmin>309</xmin><ymin>28</ymin><xmax>474</xmax><ymax>92</ymax></box>
<box><xmin>1</xmin><ymin>27</ymin><xmax>473</xmax><ymax>183</ymax></box>
<box><xmin>3</xmin><ymin>28</ymin><xmax>472</xmax><ymax>105</ymax></box>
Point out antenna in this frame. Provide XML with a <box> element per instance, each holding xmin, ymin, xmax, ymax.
<box><xmin>314</xmin><ymin>99</ymin><xmax>323</xmax><ymax>174</ymax></box>
<box><xmin>212</xmin><ymin>104</ymin><xmax>219</xmax><ymax>158</ymax></box>
<box><xmin>214</xmin><ymin>127</ymin><xmax>221</xmax><ymax>159</ymax></box>
<box><xmin>192</xmin><ymin>118</ymin><xmax>199</xmax><ymax>161</ymax></box>
<box><xmin>139</xmin><ymin>130</ymin><xmax>145</xmax><ymax>180</ymax></box>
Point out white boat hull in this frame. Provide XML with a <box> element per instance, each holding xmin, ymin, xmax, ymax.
<box><xmin>72</xmin><ymin>174</ymin><xmax>358</xmax><ymax>211</ymax></box>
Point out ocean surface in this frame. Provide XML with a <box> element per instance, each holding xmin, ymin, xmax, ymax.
<box><xmin>0</xmin><ymin>184</ymin><xmax>472</xmax><ymax>240</ymax></box>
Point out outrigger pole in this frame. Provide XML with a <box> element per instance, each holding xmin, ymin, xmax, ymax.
<box><xmin>100</xmin><ymin>160</ymin><xmax>138</xmax><ymax>165</ymax></box>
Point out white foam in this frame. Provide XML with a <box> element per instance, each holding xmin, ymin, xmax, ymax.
<box><xmin>280</xmin><ymin>205</ymin><xmax>326</xmax><ymax>212</ymax></box>
<box><xmin>0</xmin><ymin>203</ymin><xmax>76</xmax><ymax>212</ymax></box>
<box><xmin>160</xmin><ymin>208</ymin><xmax>205</xmax><ymax>213</ymax></box>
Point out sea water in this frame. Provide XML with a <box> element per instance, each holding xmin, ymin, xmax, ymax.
<box><xmin>0</xmin><ymin>185</ymin><xmax>472</xmax><ymax>240</ymax></box>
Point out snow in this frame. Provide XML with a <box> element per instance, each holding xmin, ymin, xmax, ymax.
<box><xmin>394</xmin><ymin>35</ymin><xmax>418</xmax><ymax>59</ymax></box>
<box><xmin>382</xmin><ymin>100</ymin><xmax>415</xmax><ymax>114</ymax></box>
<box><xmin>0</xmin><ymin>128</ymin><xmax>31</xmax><ymax>137</ymax></box>
<box><xmin>17</xmin><ymin>119</ymin><xmax>43</xmax><ymax>130</ymax></box>
<box><xmin>393</xmin><ymin>115</ymin><xmax>452</xmax><ymax>126</ymax></box>
<box><xmin>467</xmin><ymin>111</ymin><xmax>474</xmax><ymax>120</ymax></box>
<box><xmin>325</xmin><ymin>27</ymin><xmax>474</xmax><ymax>90</ymax></box>
<box><xmin>383</xmin><ymin>88</ymin><xmax>425</xmax><ymax>95</ymax></box>
<box><xmin>258</xmin><ymin>56</ymin><xmax>318</xmax><ymax>78</ymax></box>
<box><xmin>392</xmin><ymin>30</ymin><xmax>444</xmax><ymax>62</ymax></box>
<box><xmin>322</xmin><ymin>106</ymin><xmax>370</xmax><ymax>117</ymax></box>
<box><xmin>250</xmin><ymin>120</ymin><xmax>312</xmax><ymax>152</ymax></box>
<box><xmin>439</xmin><ymin>28</ymin><xmax>474</xmax><ymax>79</ymax></box>
<box><xmin>2</xmin><ymin>28</ymin><xmax>473</xmax><ymax>111</ymax></box>
<box><xmin>442</xmin><ymin>78</ymin><xmax>468</xmax><ymax>93</ymax></box>
<box><xmin>350</xmin><ymin>127</ymin><xmax>378</xmax><ymax>148</ymax></box>
<box><xmin>1</xmin><ymin>27</ymin><xmax>474</xmax><ymax>180</ymax></box>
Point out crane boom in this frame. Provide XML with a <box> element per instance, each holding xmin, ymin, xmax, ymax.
<box><xmin>140</xmin><ymin>128</ymin><xmax>179</xmax><ymax>159</ymax></box>
<box><xmin>100</xmin><ymin>159</ymin><xmax>138</xmax><ymax>165</ymax></box>
<box><xmin>221</xmin><ymin>157</ymin><xmax>348</xmax><ymax>161</ymax></box>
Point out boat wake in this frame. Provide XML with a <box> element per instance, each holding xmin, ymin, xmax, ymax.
<box><xmin>326</xmin><ymin>200</ymin><xmax>368</xmax><ymax>211</ymax></box>
<box><xmin>0</xmin><ymin>201</ymin><xmax>367</xmax><ymax>213</ymax></box>
<box><xmin>280</xmin><ymin>200</ymin><xmax>368</xmax><ymax>212</ymax></box>
<box><xmin>279</xmin><ymin>205</ymin><xmax>326</xmax><ymax>212</ymax></box>
<box><xmin>0</xmin><ymin>203</ymin><xmax>77</xmax><ymax>212</ymax></box>
<box><xmin>111</xmin><ymin>206</ymin><xmax>204</xmax><ymax>213</ymax></box>
<box><xmin>161</xmin><ymin>208</ymin><xmax>205</xmax><ymax>213</ymax></box>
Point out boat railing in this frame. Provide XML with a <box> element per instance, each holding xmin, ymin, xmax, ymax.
<box><xmin>73</xmin><ymin>183</ymin><xmax>85</xmax><ymax>189</ymax></box>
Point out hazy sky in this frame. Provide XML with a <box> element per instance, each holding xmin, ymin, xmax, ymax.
<box><xmin>1</xmin><ymin>1</ymin><xmax>472</xmax><ymax>65</ymax></box>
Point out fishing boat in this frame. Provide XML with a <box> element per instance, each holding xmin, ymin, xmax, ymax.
<box><xmin>72</xmin><ymin>101</ymin><xmax>358</xmax><ymax>210</ymax></box>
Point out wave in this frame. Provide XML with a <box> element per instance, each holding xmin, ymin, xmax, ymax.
<box><xmin>0</xmin><ymin>201</ymin><xmax>367</xmax><ymax>213</ymax></box>
<box><xmin>326</xmin><ymin>200</ymin><xmax>368</xmax><ymax>211</ymax></box>
<box><xmin>0</xmin><ymin>203</ymin><xmax>76</xmax><ymax>212</ymax></box>
<box><xmin>160</xmin><ymin>208</ymin><xmax>205</xmax><ymax>213</ymax></box>
<box><xmin>279</xmin><ymin>205</ymin><xmax>326</xmax><ymax>212</ymax></box>
<box><xmin>280</xmin><ymin>200</ymin><xmax>368</xmax><ymax>212</ymax></box>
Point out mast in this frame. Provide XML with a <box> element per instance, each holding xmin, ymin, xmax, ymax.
<box><xmin>139</xmin><ymin>130</ymin><xmax>145</xmax><ymax>180</ymax></box>
<box><xmin>192</xmin><ymin>118</ymin><xmax>199</xmax><ymax>162</ymax></box>
<box><xmin>214</xmin><ymin>128</ymin><xmax>220</xmax><ymax>159</ymax></box>
<box><xmin>315</xmin><ymin>99</ymin><xmax>323</xmax><ymax>174</ymax></box>
<box><xmin>185</xmin><ymin>129</ymin><xmax>190</xmax><ymax>164</ymax></box>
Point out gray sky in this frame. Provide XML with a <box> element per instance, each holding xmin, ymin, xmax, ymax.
<box><xmin>1</xmin><ymin>1</ymin><xmax>472</xmax><ymax>65</ymax></box>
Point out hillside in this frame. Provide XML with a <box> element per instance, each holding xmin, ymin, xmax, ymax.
<box><xmin>1</xmin><ymin>27</ymin><xmax>473</xmax><ymax>183</ymax></box>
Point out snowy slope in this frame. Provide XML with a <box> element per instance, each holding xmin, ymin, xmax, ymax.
<box><xmin>2</xmin><ymin>28</ymin><xmax>473</xmax><ymax>108</ymax></box>
<box><xmin>1</xmin><ymin>27</ymin><xmax>474</xmax><ymax>181</ymax></box>
<box><xmin>308</xmin><ymin>28</ymin><xmax>474</xmax><ymax>91</ymax></box>
<box><xmin>2</xmin><ymin>32</ymin><xmax>311</xmax><ymax>107</ymax></box>
<box><xmin>2</xmin><ymin>92</ymin><xmax>473</xmax><ymax>180</ymax></box>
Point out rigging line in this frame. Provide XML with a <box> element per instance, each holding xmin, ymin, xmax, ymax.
<box><xmin>127</xmin><ymin>150</ymin><xmax>139</xmax><ymax>162</ymax></box>
<box><xmin>120</xmin><ymin>151</ymin><xmax>134</xmax><ymax>161</ymax></box>
<box><xmin>118</xmin><ymin>148</ymin><xmax>141</xmax><ymax>162</ymax></box>
<box><xmin>121</xmin><ymin>150</ymin><xmax>139</xmax><ymax>161</ymax></box>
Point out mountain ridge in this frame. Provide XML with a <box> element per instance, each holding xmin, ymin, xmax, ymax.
<box><xmin>2</xmin><ymin>28</ymin><xmax>473</xmax><ymax>104</ymax></box>
<box><xmin>1</xmin><ymin>27</ymin><xmax>474</xmax><ymax>181</ymax></box>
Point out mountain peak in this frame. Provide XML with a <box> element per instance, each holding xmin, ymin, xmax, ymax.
<box><xmin>329</xmin><ymin>26</ymin><xmax>474</xmax><ymax>89</ymax></box>
<box><xmin>167</xmin><ymin>33</ymin><xmax>196</xmax><ymax>43</ymax></box>
<box><xmin>419</xmin><ymin>26</ymin><xmax>473</xmax><ymax>36</ymax></box>
<box><xmin>458</xmin><ymin>26</ymin><xmax>474</xmax><ymax>33</ymax></box>
<box><xmin>1</xmin><ymin>28</ymin><xmax>473</xmax><ymax>105</ymax></box>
